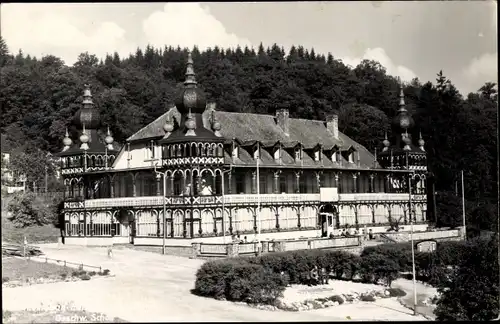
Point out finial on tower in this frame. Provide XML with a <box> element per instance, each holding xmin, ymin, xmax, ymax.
<box><xmin>418</xmin><ymin>130</ymin><xmax>425</xmax><ymax>151</ymax></box>
<box><xmin>398</xmin><ymin>81</ymin><xmax>406</xmax><ymax>112</ymax></box>
<box><xmin>62</xmin><ymin>128</ymin><xmax>72</xmax><ymax>151</ymax></box>
<box><xmin>403</xmin><ymin>130</ymin><xmax>411</xmax><ymax>151</ymax></box>
<box><xmin>105</xmin><ymin>126</ymin><xmax>114</xmax><ymax>150</ymax></box>
<box><xmin>382</xmin><ymin>131</ymin><xmax>390</xmax><ymax>152</ymax></box>
<box><xmin>184</xmin><ymin>51</ymin><xmax>197</xmax><ymax>87</ymax></box>
<box><xmin>82</xmin><ymin>84</ymin><xmax>93</xmax><ymax>107</ymax></box>
<box><xmin>79</xmin><ymin>124</ymin><xmax>89</xmax><ymax>150</ymax></box>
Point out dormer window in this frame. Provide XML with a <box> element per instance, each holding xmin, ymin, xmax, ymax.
<box><xmin>274</xmin><ymin>146</ymin><xmax>281</xmax><ymax>161</ymax></box>
<box><xmin>294</xmin><ymin>147</ymin><xmax>302</xmax><ymax>161</ymax></box>
<box><xmin>253</xmin><ymin>145</ymin><xmax>260</xmax><ymax>160</ymax></box>
<box><xmin>314</xmin><ymin>147</ymin><xmax>322</xmax><ymax>162</ymax></box>
<box><xmin>332</xmin><ymin>150</ymin><xmax>337</xmax><ymax>162</ymax></box>
<box><xmin>348</xmin><ymin>152</ymin><xmax>354</xmax><ymax>163</ymax></box>
<box><xmin>232</xmin><ymin>145</ymin><xmax>239</xmax><ymax>160</ymax></box>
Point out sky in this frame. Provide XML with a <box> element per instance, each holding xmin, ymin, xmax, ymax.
<box><xmin>1</xmin><ymin>2</ymin><xmax>497</xmax><ymax>95</ymax></box>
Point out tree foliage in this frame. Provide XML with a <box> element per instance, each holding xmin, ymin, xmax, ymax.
<box><xmin>434</xmin><ymin>236</ymin><xmax>499</xmax><ymax>321</ymax></box>
<box><xmin>7</xmin><ymin>192</ymin><xmax>57</xmax><ymax>228</ymax></box>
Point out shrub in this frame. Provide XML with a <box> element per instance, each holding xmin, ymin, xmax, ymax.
<box><xmin>2</xmin><ymin>277</ymin><xmax>9</xmax><ymax>283</ymax></box>
<box><xmin>323</xmin><ymin>250</ymin><xmax>356</xmax><ymax>280</ymax></box>
<box><xmin>387</xmin><ymin>287</ymin><xmax>407</xmax><ymax>297</ymax></box>
<box><xmin>361</xmin><ymin>243</ymin><xmax>412</xmax><ymax>272</ymax></box>
<box><xmin>328</xmin><ymin>295</ymin><xmax>345</xmax><ymax>304</ymax></box>
<box><xmin>88</xmin><ymin>271</ymin><xmax>97</xmax><ymax>276</ymax></box>
<box><xmin>360</xmin><ymin>294</ymin><xmax>376</xmax><ymax>302</ymax></box>
<box><xmin>79</xmin><ymin>274</ymin><xmax>91</xmax><ymax>281</ymax></box>
<box><xmin>60</xmin><ymin>273</ymin><xmax>67</xmax><ymax>279</ymax></box>
<box><xmin>194</xmin><ymin>259</ymin><xmax>286</xmax><ymax>305</ymax></box>
<box><xmin>102</xmin><ymin>269</ymin><xmax>110</xmax><ymax>275</ymax></box>
<box><xmin>358</xmin><ymin>253</ymin><xmax>400</xmax><ymax>286</ymax></box>
<box><xmin>71</xmin><ymin>270</ymin><xmax>86</xmax><ymax>277</ymax></box>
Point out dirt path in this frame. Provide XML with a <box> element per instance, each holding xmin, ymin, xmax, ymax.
<box><xmin>2</xmin><ymin>244</ymin><xmax>429</xmax><ymax>322</ymax></box>
<box><xmin>391</xmin><ymin>278</ymin><xmax>438</xmax><ymax>319</ymax></box>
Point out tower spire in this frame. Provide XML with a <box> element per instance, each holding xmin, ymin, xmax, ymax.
<box><xmin>184</xmin><ymin>52</ymin><xmax>197</xmax><ymax>88</ymax></box>
<box><xmin>398</xmin><ymin>81</ymin><xmax>407</xmax><ymax>112</ymax></box>
<box><xmin>82</xmin><ymin>84</ymin><xmax>93</xmax><ymax>108</ymax></box>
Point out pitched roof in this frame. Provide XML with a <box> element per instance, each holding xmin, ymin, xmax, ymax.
<box><xmin>126</xmin><ymin>107</ymin><xmax>379</xmax><ymax>169</ymax></box>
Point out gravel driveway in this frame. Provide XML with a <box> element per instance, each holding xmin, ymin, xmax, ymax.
<box><xmin>2</xmin><ymin>244</ymin><xmax>429</xmax><ymax>322</ymax></box>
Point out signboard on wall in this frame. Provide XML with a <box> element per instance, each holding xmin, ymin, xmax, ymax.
<box><xmin>416</xmin><ymin>239</ymin><xmax>437</xmax><ymax>253</ymax></box>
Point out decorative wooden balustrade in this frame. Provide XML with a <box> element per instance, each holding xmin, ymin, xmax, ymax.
<box><xmin>68</xmin><ymin>192</ymin><xmax>426</xmax><ymax>209</ymax></box>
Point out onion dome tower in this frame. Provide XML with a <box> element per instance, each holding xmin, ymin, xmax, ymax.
<box><xmin>56</xmin><ymin>84</ymin><xmax>118</xmax><ymax>174</ymax></box>
<box><xmin>391</xmin><ymin>83</ymin><xmax>415</xmax><ymax>150</ymax></box>
<box><xmin>159</xmin><ymin>52</ymin><xmax>224</xmax><ymax>147</ymax></box>
<box><xmin>377</xmin><ymin>81</ymin><xmax>427</xmax><ymax>172</ymax></box>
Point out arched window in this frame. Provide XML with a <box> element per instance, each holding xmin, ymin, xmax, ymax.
<box><xmin>207</xmin><ymin>144</ymin><xmax>213</xmax><ymax>157</ymax></box>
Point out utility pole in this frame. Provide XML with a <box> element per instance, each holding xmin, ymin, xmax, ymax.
<box><xmin>45</xmin><ymin>165</ymin><xmax>48</xmax><ymax>193</ymax></box>
<box><xmin>461</xmin><ymin>170</ymin><xmax>466</xmax><ymax>240</ymax></box>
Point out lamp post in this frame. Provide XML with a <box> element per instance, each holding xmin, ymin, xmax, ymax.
<box><xmin>408</xmin><ymin>170</ymin><xmax>418</xmax><ymax>316</ymax></box>
<box><xmin>154</xmin><ymin>163</ymin><xmax>167</xmax><ymax>255</ymax></box>
<box><xmin>221</xmin><ymin>167</ymin><xmax>233</xmax><ymax>244</ymax></box>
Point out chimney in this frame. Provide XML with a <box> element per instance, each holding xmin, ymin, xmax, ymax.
<box><xmin>326</xmin><ymin>114</ymin><xmax>339</xmax><ymax>139</ymax></box>
<box><xmin>276</xmin><ymin>108</ymin><xmax>290</xmax><ymax>136</ymax></box>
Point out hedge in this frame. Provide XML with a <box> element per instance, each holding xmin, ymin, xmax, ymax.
<box><xmin>194</xmin><ymin>240</ymin><xmax>471</xmax><ymax>305</ymax></box>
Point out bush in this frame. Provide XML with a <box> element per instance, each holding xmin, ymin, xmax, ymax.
<box><xmin>194</xmin><ymin>259</ymin><xmax>286</xmax><ymax>305</ymax></box>
<box><xmin>358</xmin><ymin>253</ymin><xmax>400</xmax><ymax>286</ymax></box>
<box><xmin>361</xmin><ymin>243</ymin><xmax>412</xmax><ymax>272</ymax></box>
<box><xmin>2</xmin><ymin>277</ymin><xmax>9</xmax><ymax>283</ymax></box>
<box><xmin>324</xmin><ymin>250</ymin><xmax>357</xmax><ymax>280</ymax></box>
<box><xmin>101</xmin><ymin>269</ymin><xmax>110</xmax><ymax>276</ymax></box>
<box><xmin>71</xmin><ymin>270</ymin><xmax>86</xmax><ymax>277</ymax></box>
<box><xmin>60</xmin><ymin>273</ymin><xmax>67</xmax><ymax>279</ymax></box>
<box><xmin>88</xmin><ymin>271</ymin><xmax>97</xmax><ymax>276</ymax></box>
<box><xmin>328</xmin><ymin>295</ymin><xmax>344</xmax><ymax>304</ymax></box>
<box><xmin>387</xmin><ymin>288</ymin><xmax>407</xmax><ymax>297</ymax></box>
<box><xmin>79</xmin><ymin>274</ymin><xmax>91</xmax><ymax>281</ymax></box>
<box><xmin>360</xmin><ymin>294</ymin><xmax>376</xmax><ymax>302</ymax></box>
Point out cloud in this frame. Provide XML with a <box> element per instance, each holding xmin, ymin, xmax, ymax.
<box><xmin>463</xmin><ymin>52</ymin><xmax>498</xmax><ymax>82</ymax></box>
<box><xmin>340</xmin><ymin>47</ymin><xmax>417</xmax><ymax>82</ymax></box>
<box><xmin>142</xmin><ymin>3</ymin><xmax>252</xmax><ymax>51</ymax></box>
<box><xmin>0</xmin><ymin>4</ymin><xmax>135</xmax><ymax>65</ymax></box>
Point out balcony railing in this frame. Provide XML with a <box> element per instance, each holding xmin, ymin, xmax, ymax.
<box><xmin>71</xmin><ymin>192</ymin><xmax>426</xmax><ymax>209</ymax></box>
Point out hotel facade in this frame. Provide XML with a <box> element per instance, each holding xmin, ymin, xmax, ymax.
<box><xmin>58</xmin><ymin>53</ymin><xmax>429</xmax><ymax>245</ymax></box>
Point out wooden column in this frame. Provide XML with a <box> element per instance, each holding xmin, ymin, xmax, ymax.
<box><xmin>131</xmin><ymin>173</ymin><xmax>137</xmax><ymax>197</ymax></box>
<box><xmin>387</xmin><ymin>204</ymin><xmax>392</xmax><ymax>224</ymax></box>
<box><xmin>169</xmin><ymin>176</ymin><xmax>174</xmax><ymax>195</ymax></box>
<box><xmin>227</xmin><ymin>172</ymin><xmax>232</xmax><ymax>194</ymax></box>
<box><xmin>273</xmin><ymin>171</ymin><xmax>280</xmax><ymax>194</ymax></box>
<box><xmin>369</xmin><ymin>174</ymin><xmax>375</xmax><ymax>193</ymax></box>
<box><xmin>212</xmin><ymin>174</ymin><xmax>217</xmax><ymax>196</ymax></box>
<box><xmin>156</xmin><ymin>174</ymin><xmax>161</xmax><ymax>196</ymax></box>
<box><xmin>156</xmin><ymin>210</ymin><xmax>160</xmax><ymax>237</ymax></box>
<box><xmin>297</xmin><ymin>206</ymin><xmax>302</xmax><ymax>229</ymax></box>
<box><xmin>385</xmin><ymin>174</ymin><xmax>391</xmax><ymax>193</ymax></box>
<box><xmin>275</xmin><ymin>207</ymin><xmax>280</xmax><ymax>231</ymax></box>
<box><xmin>251</xmin><ymin>171</ymin><xmax>257</xmax><ymax>194</ymax></box>
<box><xmin>228</xmin><ymin>209</ymin><xmax>233</xmax><ymax>235</ymax></box>
<box><xmin>354</xmin><ymin>206</ymin><xmax>359</xmax><ymax>229</ymax></box>
<box><xmin>295</xmin><ymin>171</ymin><xmax>301</xmax><ymax>193</ymax></box>
<box><xmin>109</xmin><ymin>174</ymin><xmax>115</xmax><ymax>198</ymax></box>
<box><xmin>371</xmin><ymin>205</ymin><xmax>376</xmax><ymax>224</ymax></box>
<box><xmin>352</xmin><ymin>173</ymin><xmax>358</xmax><ymax>193</ymax></box>
<box><xmin>315</xmin><ymin>171</ymin><xmax>322</xmax><ymax>193</ymax></box>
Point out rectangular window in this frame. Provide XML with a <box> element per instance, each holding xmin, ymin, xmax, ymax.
<box><xmin>259</xmin><ymin>174</ymin><xmax>267</xmax><ymax>194</ymax></box>
<box><xmin>274</xmin><ymin>147</ymin><xmax>280</xmax><ymax>161</ymax></box>
<box><xmin>294</xmin><ymin>148</ymin><xmax>301</xmax><ymax>161</ymax></box>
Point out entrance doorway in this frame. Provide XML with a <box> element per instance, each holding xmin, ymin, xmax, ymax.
<box><xmin>319</xmin><ymin>204</ymin><xmax>337</xmax><ymax>237</ymax></box>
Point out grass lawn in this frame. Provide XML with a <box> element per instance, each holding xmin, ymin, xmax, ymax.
<box><xmin>3</xmin><ymin>309</ymin><xmax>127</xmax><ymax>323</ymax></box>
<box><xmin>2</xmin><ymin>257</ymin><xmax>73</xmax><ymax>282</ymax></box>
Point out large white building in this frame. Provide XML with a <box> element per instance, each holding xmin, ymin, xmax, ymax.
<box><xmin>58</xmin><ymin>53</ymin><xmax>429</xmax><ymax>246</ymax></box>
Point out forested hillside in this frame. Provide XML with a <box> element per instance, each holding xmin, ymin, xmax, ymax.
<box><xmin>0</xmin><ymin>36</ymin><xmax>497</xmax><ymax>231</ymax></box>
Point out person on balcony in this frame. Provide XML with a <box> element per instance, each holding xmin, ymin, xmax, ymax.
<box><xmin>200</xmin><ymin>179</ymin><xmax>213</xmax><ymax>196</ymax></box>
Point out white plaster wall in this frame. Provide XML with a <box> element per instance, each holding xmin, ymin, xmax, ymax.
<box><xmin>113</xmin><ymin>142</ymin><xmax>158</xmax><ymax>170</ymax></box>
